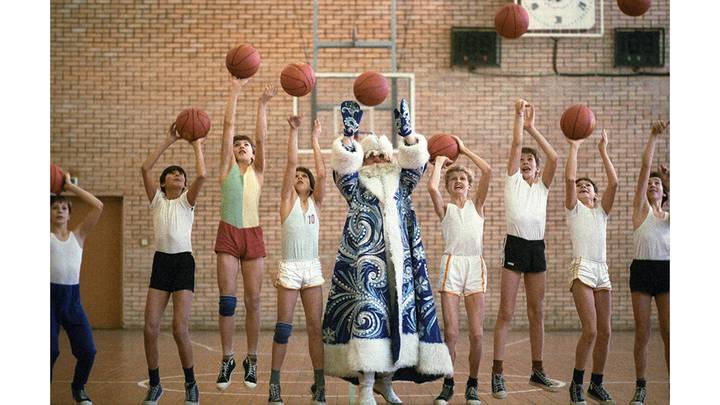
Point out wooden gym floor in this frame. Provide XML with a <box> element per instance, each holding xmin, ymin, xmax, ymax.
<box><xmin>51</xmin><ymin>330</ymin><xmax>669</xmax><ymax>404</ymax></box>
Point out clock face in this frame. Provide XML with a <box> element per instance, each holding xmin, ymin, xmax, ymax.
<box><xmin>518</xmin><ymin>0</ymin><xmax>597</xmax><ymax>30</ymax></box>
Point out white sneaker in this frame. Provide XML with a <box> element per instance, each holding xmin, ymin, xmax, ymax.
<box><xmin>373</xmin><ymin>374</ymin><xmax>403</xmax><ymax>404</ymax></box>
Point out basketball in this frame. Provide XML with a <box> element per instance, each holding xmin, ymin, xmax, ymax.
<box><xmin>617</xmin><ymin>0</ymin><xmax>651</xmax><ymax>17</ymax></box>
<box><xmin>560</xmin><ymin>104</ymin><xmax>597</xmax><ymax>140</ymax></box>
<box><xmin>427</xmin><ymin>133</ymin><xmax>460</xmax><ymax>163</ymax></box>
<box><xmin>353</xmin><ymin>71</ymin><xmax>389</xmax><ymax>106</ymax></box>
<box><xmin>225</xmin><ymin>45</ymin><xmax>261</xmax><ymax>79</ymax></box>
<box><xmin>175</xmin><ymin>107</ymin><xmax>211</xmax><ymax>142</ymax></box>
<box><xmin>494</xmin><ymin>4</ymin><xmax>529</xmax><ymax>39</ymax></box>
<box><xmin>280</xmin><ymin>62</ymin><xmax>316</xmax><ymax>97</ymax></box>
<box><xmin>51</xmin><ymin>163</ymin><xmax>65</xmax><ymax>195</ymax></box>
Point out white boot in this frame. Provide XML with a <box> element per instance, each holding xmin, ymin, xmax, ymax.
<box><xmin>373</xmin><ymin>373</ymin><xmax>403</xmax><ymax>404</ymax></box>
<box><xmin>358</xmin><ymin>372</ymin><xmax>378</xmax><ymax>405</ymax></box>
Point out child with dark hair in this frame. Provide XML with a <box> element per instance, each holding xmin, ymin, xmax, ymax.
<box><xmin>564</xmin><ymin>129</ymin><xmax>618</xmax><ymax>405</ymax></box>
<box><xmin>51</xmin><ymin>170</ymin><xmax>104</xmax><ymax>405</ymax></box>
<box><xmin>139</xmin><ymin>123</ymin><xmax>206</xmax><ymax>405</ymax></box>
<box><xmin>628</xmin><ymin>120</ymin><xmax>669</xmax><ymax>405</ymax></box>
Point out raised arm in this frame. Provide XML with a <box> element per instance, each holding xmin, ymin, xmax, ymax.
<box><xmin>524</xmin><ymin>104</ymin><xmax>559</xmax><ymax>188</ymax></box>
<box><xmin>252</xmin><ymin>84</ymin><xmax>277</xmax><ymax>181</ymax></box>
<box><xmin>427</xmin><ymin>156</ymin><xmax>449</xmax><ymax>219</ymax></box>
<box><xmin>280</xmin><ymin>115</ymin><xmax>302</xmax><ymax>220</ymax></box>
<box><xmin>633</xmin><ymin>120</ymin><xmax>668</xmax><ymax>225</ymax></box>
<box><xmin>220</xmin><ymin>77</ymin><xmax>250</xmax><ymax>180</ymax></box>
<box><xmin>454</xmin><ymin>136</ymin><xmax>492</xmax><ymax>214</ymax></box>
<box><xmin>310</xmin><ymin>118</ymin><xmax>327</xmax><ymax>207</ymax></box>
<box><xmin>141</xmin><ymin>124</ymin><xmax>179</xmax><ymax>201</ymax></box>
<box><xmin>598</xmin><ymin>129</ymin><xmax>618</xmax><ymax>214</ymax></box>
<box><xmin>185</xmin><ymin>137</ymin><xmax>207</xmax><ymax>207</ymax></box>
<box><xmin>564</xmin><ymin>138</ymin><xmax>582</xmax><ymax>210</ymax></box>
<box><xmin>507</xmin><ymin>99</ymin><xmax>526</xmax><ymax>176</ymax></box>
<box><xmin>64</xmin><ymin>172</ymin><xmax>104</xmax><ymax>246</ymax></box>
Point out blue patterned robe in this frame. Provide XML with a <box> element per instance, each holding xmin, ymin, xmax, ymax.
<box><xmin>322</xmin><ymin>135</ymin><xmax>453</xmax><ymax>383</ymax></box>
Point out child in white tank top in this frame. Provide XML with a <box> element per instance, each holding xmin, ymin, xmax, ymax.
<box><xmin>564</xmin><ymin>130</ymin><xmax>619</xmax><ymax>405</ymax></box>
<box><xmin>427</xmin><ymin>138</ymin><xmax>491</xmax><ymax>405</ymax></box>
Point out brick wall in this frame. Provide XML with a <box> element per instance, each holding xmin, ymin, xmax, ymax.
<box><xmin>51</xmin><ymin>0</ymin><xmax>669</xmax><ymax>330</ymax></box>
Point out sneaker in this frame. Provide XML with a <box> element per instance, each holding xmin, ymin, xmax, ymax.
<box><xmin>216</xmin><ymin>357</ymin><xmax>236</xmax><ymax>391</ymax></box>
<box><xmin>529</xmin><ymin>369</ymin><xmax>565</xmax><ymax>392</ymax></box>
<box><xmin>465</xmin><ymin>385</ymin><xmax>482</xmax><ymax>405</ymax></box>
<box><xmin>72</xmin><ymin>388</ymin><xmax>92</xmax><ymax>405</ymax></box>
<box><xmin>142</xmin><ymin>384</ymin><xmax>163</xmax><ymax>405</ymax></box>
<box><xmin>587</xmin><ymin>381</ymin><xmax>616</xmax><ymax>405</ymax></box>
<box><xmin>433</xmin><ymin>382</ymin><xmax>454</xmax><ymax>405</ymax></box>
<box><xmin>268</xmin><ymin>383</ymin><xmax>283</xmax><ymax>405</ymax></box>
<box><xmin>185</xmin><ymin>382</ymin><xmax>199</xmax><ymax>405</ymax></box>
<box><xmin>569</xmin><ymin>381</ymin><xmax>587</xmax><ymax>405</ymax></box>
<box><xmin>629</xmin><ymin>385</ymin><xmax>647</xmax><ymax>405</ymax></box>
<box><xmin>491</xmin><ymin>372</ymin><xmax>507</xmax><ymax>399</ymax></box>
<box><xmin>311</xmin><ymin>383</ymin><xmax>327</xmax><ymax>405</ymax></box>
<box><xmin>372</xmin><ymin>374</ymin><xmax>403</xmax><ymax>404</ymax></box>
<box><xmin>243</xmin><ymin>356</ymin><xmax>258</xmax><ymax>388</ymax></box>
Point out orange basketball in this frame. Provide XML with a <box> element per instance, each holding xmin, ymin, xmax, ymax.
<box><xmin>280</xmin><ymin>62</ymin><xmax>316</xmax><ymax>97</ymax></box>
<box><xmin>51</xmin><ymin>163</ymin><xmax>65</xmax><ymax>195</ymax></box>
<box><xmin>494</xmin><ymin>4</ymin><xmax>529</xmax><ymax>39</ymax></box>
<box><xmin>617</xmin><ymin>0</ymin><xmax>651</xmax><ymax>17</ymax></box>
<box><xmin>175</xmin><ymin>108</ymin><xmax>211</xmax><ymax>142</ymax></box>
<box><xmin>353</xmin><ymin>71</ymin><xmax>389</xmax><ymax>106</ymax></box>
<box><xmin>560</xmin><ymin>104</ymin><xmax>597</xmax><ymax>140</ymax></box>
<box><xmin>225</xmin><ymin>45</ymin><xmax>261</xmax><ymax>79</ymax></box>
<box><xmin>427</xmin><ymin>133</ymin><xmax>460</xmax><ymax>163</ymax></box>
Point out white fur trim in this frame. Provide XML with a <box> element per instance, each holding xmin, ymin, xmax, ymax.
<box><xmin>324</xmin><ymin>333</ymin><xmax>452</xmax><ymax>378</ymax></box>
<box><xmin>360</xmin><ymin>134</ymin><xmax>394</xmax><ymax>159</ymax></box>
<box><xmin>331</xmin><ymin>136</ymin><xmax>364</xmax><ymax>175</ymax></box>
<box><xmin>396</xmin><ymin>133</ymin><xmax>429</xmax><ymax>169</ymax></box>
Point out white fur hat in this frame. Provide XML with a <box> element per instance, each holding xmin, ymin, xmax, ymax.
<box><xmin>359</xmin><ymin>133</ymin><xmax>393</xmax><ymax>159</ymax></box>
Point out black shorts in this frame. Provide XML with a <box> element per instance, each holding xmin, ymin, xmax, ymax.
<box><xmin>503</xmin><ymin>234</ymin><xmax>547</xmax><ymax>273</ymax></box>
<box><xmin>629</xmin><ymin>259</ymin><xmax>669</xmax><ymax>296</ymax></box>
<box><xmin>150</xmin><ymin>251</ymin><xmax>195</xmax><ymax>292</ymax></box>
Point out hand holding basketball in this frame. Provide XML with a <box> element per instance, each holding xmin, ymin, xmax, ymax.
<box><xmin>259</xmin><ymin>84</ymin><xmax>277</xmax><ymax>104</ymax></box>
<box><xmin>63</xmin><ymin>171</ymin><xmax>73</xmax><ymax>191</ymax></box>
<box><xmin>230</xmin><ymin>76</ymin><xmax>251</xmax><ymax>95</ymax></box>
<box><xmin>166</xmin><ymin>123</ymin><xmax>181</xmax><ymax>143</ymax></box>
<box><xmin>451</xmin><ymin>135</ymin><xmax>466</xmax><ymax>154</ymax></box>
<box><xmin>287</xmin><ymin>114</ymin><xmax>303</xmax><ymax>129</ymax></box>
<box><xmin>523</xmin><ymin>104</ymin><xmax>535</xmax><ymax>130</ymax></box>
<box><xmin>650</xmin><ymin>119</ymin><xmax>668</xmax><ymax>136</ymax></box>
<box><xmin>434</xmin><ymin>155</ymin><xmax>453</xmax><ymax>168</ymax></box>
<box><xmin>598</xmin><ymin>129</ymin><xmax>608</xmax><ymax>151</ymax></box>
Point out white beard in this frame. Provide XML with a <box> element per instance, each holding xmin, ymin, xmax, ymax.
<box><xmin>359</xmin><ymin>162</ymin><xmax>401</xmax><ymax>204</ymax></box>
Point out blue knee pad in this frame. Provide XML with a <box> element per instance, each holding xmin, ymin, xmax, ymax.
<box><xmin>219</xmin><ymin>296</ymin><xmax>237</xmax><ymax>317</ymax></box>
<box><xmin>273</xmin><ymin>322</ymin><xmax>293</xmax><ymax>344</ymax></box>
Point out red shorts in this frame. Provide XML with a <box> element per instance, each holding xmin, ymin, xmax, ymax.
<box><xmin>214</xmin><ymin>222</ymin><xmax>266</xmax><ymax>260</ymax></box>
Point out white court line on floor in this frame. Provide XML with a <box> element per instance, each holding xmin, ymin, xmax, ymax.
<box><xmin>506</xmin><ymin>336</ymin><xmax>531</xmax><ymax>346</ymax></box>
<box><xmin>161</xmin><ymin>332</ymin><xmax>218</xmax><ymax>352</ymax></box>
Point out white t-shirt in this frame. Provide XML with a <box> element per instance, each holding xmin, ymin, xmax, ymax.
<box><xmin>50</xmin><ymin>232</ymin><xmax>83</xmax><ymax>285</ymax></box>
<box><xmin>566</xmin><ymin>202</ymin><xmax>607</xmax><ymax>262</ymax></box>
<box><xmin>441</xmin><ymin>200</ymin><xmax>484</xmax><ymax>256</ymax></box>
<box><xmin>150</xmin><ymin>189</ymin><xmax>195</xmax><ymax>254</ymax></box>
<box><xmin>504</xmin><ymin>170</ymin><xmax>549</xmax><ymax>240</ymax></box>
<box><xmin>634</xmin><ymin>210</ymin><xmax>670</xmax><ymax>260</ymax></box>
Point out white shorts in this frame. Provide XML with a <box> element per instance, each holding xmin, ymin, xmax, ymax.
<box><xmin>569</xmin><ymin>257</ymin><xmax>612</xmax><ymax>291</ymax></box>
<box><xmin>275</xmin><ymin>258</ymin><xmax>324</xmax><ymax>290</ymax></box>
<box><xmin>438</xmin><ymin>254</ymin><xmax>487</xmax><ymax>296</ymax></box>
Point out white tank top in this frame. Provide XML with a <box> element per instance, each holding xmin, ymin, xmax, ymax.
<box><xmin>634</xmin><ymin>210</ymin><xmax>670</xmax><ymax>260</ymax></box>
<box><xmin>505</xmin><ymin>170</ymin><xmax>549</xmax><ymax>240</ymax></box>
<box><xmin>441</xmin><ymin>200</ymin><xmax>484</xmax><ymax>256</ymax></box>
<box><xmin>50</xmin><ymin>232</ymin><xmax>83</xmax><ymax>285</ymax></box>
<box><xmin>282</xmin><ymin>197</ymin><xmax>319</xmax><ymax>261</ymax></box>
<box><xmin>566</xmin><ymin>202</ymin><xmax>607</xmax><ymax>262</ymax></box>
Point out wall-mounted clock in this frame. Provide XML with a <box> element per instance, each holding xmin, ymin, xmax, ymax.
<box><xmin>515</xmin><ymin>0</ymin><xmax>604</xmax><ymax>37</ymax></box>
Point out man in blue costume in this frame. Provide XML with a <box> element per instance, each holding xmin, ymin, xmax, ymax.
<box><xmin>322</xmin><ymin>99</ymin><xmax>452</xmax><ymax>405</ymax></box>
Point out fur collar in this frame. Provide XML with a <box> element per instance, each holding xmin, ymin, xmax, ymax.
<box><xmin>359</xmin><ymin>163</ymin><xmax>401</xmax><ymax>204</ymax></box>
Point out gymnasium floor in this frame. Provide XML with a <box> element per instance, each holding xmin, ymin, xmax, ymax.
<box><xmin>51</xmin><ymin>330</ymin><xmax>669</xmax><ymax>404</ymax></box>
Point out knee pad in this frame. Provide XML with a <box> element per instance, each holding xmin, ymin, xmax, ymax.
<box><xmin>273</xmin><ymin>322</ymin><xmax>293</xmax><ymax>344</ymax></box>
<box><xmin>219</xmin><ymin>296</ymin><xmax>237</xmax><ymax>317</ymax></box>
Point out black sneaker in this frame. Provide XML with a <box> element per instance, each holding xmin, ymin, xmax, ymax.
<box><xmin>587</xmin><ymin>381</ymin><xmax>615</xmax><ymax>405</ymax></box>
<box><xmin>142</xmin><ymin>384</ymin><xmax>163</xmax><ymax>405</ymax></box>
<box><xmin>529</xmin><ymin>369</ymin><xmax>565</xmax><ymax>392</ymax></box>
<box><xmin>243</xmin><ymin>356</ymin><xmax>258</xmax><ymax>388</ymax></box>
<box><xmin>311</xmin><ymin>383</ymin><xmax>327</xmax><ymax>405</ymax></box>
<box><xmin>465</xmin><ymin>384</ymin><xmax>482</xmax><ymax>405</ymax></box>
<box><xmin>629</xmin><ymin>385</ymin><xmax>647</xmax><ymax>405</ymax></box>
<box><xmin>433</xmin><ymin>382</ymin><xmax>454</xmax><ymax>405</ymax></box>
<box><xmin>569</xmin><ymin>381</ymin><xmax>587</xmax><ymax>405</ymax></box>
<box><xmin>268</xmin><ymin>383</ymin><xmax>283</xmax><ymax>405</ymax></box>
<box><xmin>491</xmin><ymin>372</ymin><xmax>507</xmax><ymax>399</ymax></box>
<box><xmin>216</xmin><ymin>357</ymin><xmax>236</xmax><ymax>391</ymax></box>
<box><xmin>72</xmin><ymin>388</ymin><xmax>93</xmax><ymax>405</ymax></box>
<box><xmin>185</xmin><ymin>382</ymin><xmax>199</xmax><ymax>405</ymax></box>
